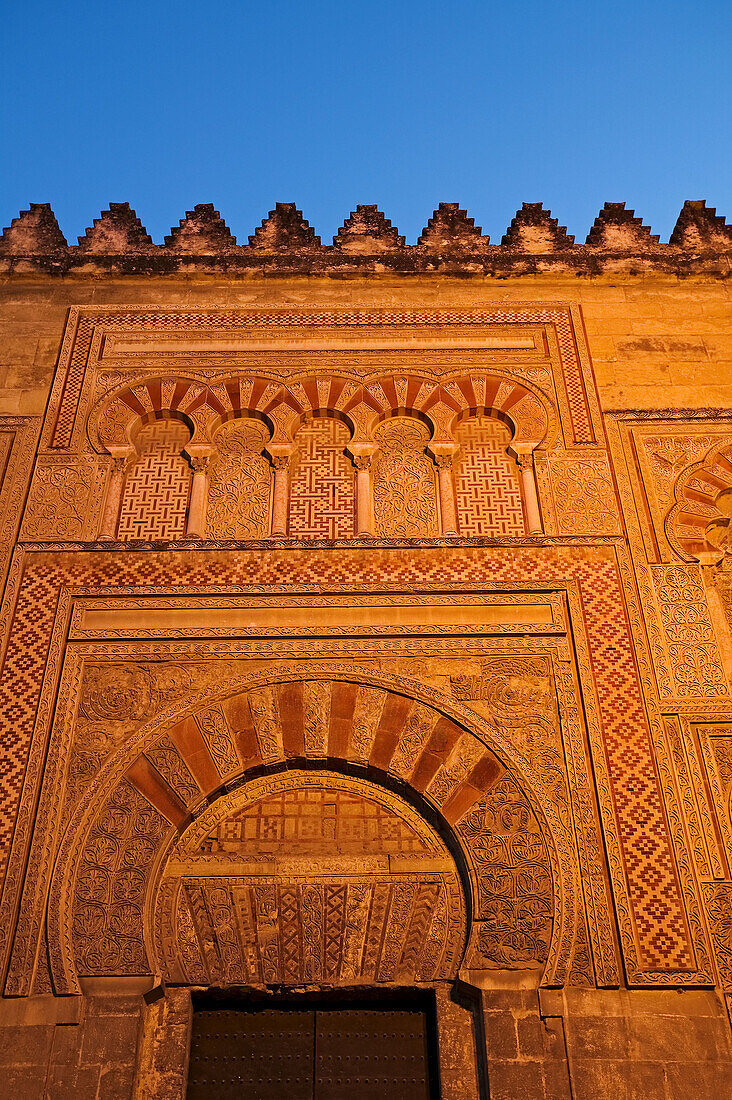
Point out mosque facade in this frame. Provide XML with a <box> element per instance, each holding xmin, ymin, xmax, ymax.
<box><xmin>0</xmin><ymin>198</ymin><xmax>731</xmax><ymax>1097</ymax></box>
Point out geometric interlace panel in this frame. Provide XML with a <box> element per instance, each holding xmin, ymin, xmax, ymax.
<box><xmin>290</xmin><ymin>417</ymin><xmax>356</xmax><ymax>539</ymax></box>
<box><xmin>117</xmin><ymin>419</ymin><xmax>192</xmax><ymax>540</ymax></box>
<box><xmin>454</xmin><ymin>415</ymin><xmax>524</xmax><ymax>537</ymax></box>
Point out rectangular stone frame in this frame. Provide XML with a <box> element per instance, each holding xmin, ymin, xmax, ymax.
<box><xmin>0</xmin><ymin>543</ymin><xmax>712</xmax><ymax>992</ymax></box>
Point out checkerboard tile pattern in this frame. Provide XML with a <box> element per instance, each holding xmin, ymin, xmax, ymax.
<box><xmin>574</xmin><ymin>560</ymin><xmax>691</xmax><ymax>968</ymax></box>
<box><xmin>0</xmin><ymin>545</ymin><xmax>689</xmax><ymax>970</ymax></box>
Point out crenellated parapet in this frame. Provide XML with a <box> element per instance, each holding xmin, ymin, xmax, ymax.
<box><xmin>501</xmin><ymin>202</ymin><xmax>574</xmax><ymax>253</ymax></box>
<box><xmin>585</xmin><ymin>201</ymin><xmax>660</xmax><ymax>249</ymax></box>
<box><xmin>2</xmin><ymin>198</ymin><xmax>731</xmax><ymax>274</ymax></box>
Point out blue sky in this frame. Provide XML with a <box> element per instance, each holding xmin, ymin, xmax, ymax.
<box><xmin>1</xmin><ymin>0</ymin><xmax>730</xmax><ymax>245</ymax></box>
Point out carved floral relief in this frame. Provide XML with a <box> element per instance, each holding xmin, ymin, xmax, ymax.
<box><xmin>373</xmin><ymin>418</ymin><xmax>438</xmax><ymax>537</ymax></box>
<box><xmin>206</xmin><ymin>419</ymin><xmax>271</xmax><ymax>539</ymax></box>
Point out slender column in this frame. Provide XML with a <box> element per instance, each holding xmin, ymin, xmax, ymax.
<box><xmin>517</xmin><ymin>452</ymin><xmax>543</xmax><ymax>535</ymax></box>
<box><xmin>185</xmin><ymin>456</ymin><xmax>211</xmax><ymax>539</ymax></box>
<box><xmin>270</xmin><ymin>454</ymin><xmax>292</xmax><ymax>537</ymax></box>
<box><xmin>355</xmin><ymin>457</ymin><xmax>374</xmax><ymax>536</ymax></box>
<box><xmin>98</xmin><ymin>452</ymin><xmax>132</xmax><ymax>541</ymax></box>
<box><xmin>347</xmin><ymin>444</ymin><xmax>378</xmax><ymax>537</ymax></box>
<box><xmin>428</xmin><ymin>444</ymin><xmax>460</xmax><ymax>537</ymax></box>
<box><xmin>434</xmin><ymin>454</ymin><xmax>459</xmax><ymax>536</ymax></box>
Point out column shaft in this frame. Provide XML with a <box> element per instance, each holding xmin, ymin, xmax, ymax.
<box><xmin>355</xmin><ymin>459</ymin><xmax>374</xmax><ymax>536</ymax></box>
<box><xmin>271</xmin><ymin>460</ymin><xmax>290</xmax><ymax>536</ymax></box>
<box><xmin>436</xmin><ymin>457</ymin><xmax>458</xmax><ymax>536</ymax></box>
<box><xmin>186</xmin><ymin>461</ymin><xmax>209</xmax><ymax>538</ymax></box>
<box><xmin>520</xmin><ymin>459</ymin><xmax>543</xmax><ymax>534</ymax></box>
<box><xmin>98</xmin><ymin>460</ymin><xmax>128</xmax><ymax>541</ymax></box>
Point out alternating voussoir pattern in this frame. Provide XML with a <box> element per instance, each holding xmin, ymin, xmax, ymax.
<box><xmin>1</xmin><ymin>200</ymin><xmax>731</xmax><ymax>271</ymax></box>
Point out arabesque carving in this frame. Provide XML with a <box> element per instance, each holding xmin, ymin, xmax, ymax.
<box><xmin>373</xmin><ymin>418</ymin><xmax>438</xmax><ymax>537</ymax></box>
<box><xmin>20</xmin><ymin>456</ymin><xmax>103</xmax><ymax>541</ymax></box>
<box><xmin>651</xmin><ymin>565</ymin><xmax>729</xmax><ymax>698</ymax></box>
<box><xmin>72</xmin><ymin>779</ymin><xmax>169</xmax><ymax>976</ymax></box>
<box><xmin>547</xmin><ymin>452</ymin><xmax>620</xmax><ymax>535</ymax></box>
<box><xmin>701</xmin><ymin>882</ymin><xmax>732</xmax><ymax>990</ymax></box>
<box><xmin>206</xmin><ymin>418</ymin><xmax>271</xmax><ymax>538</ymax></box>
<box><xmin>49</xmin><ymin>672</ymin><xmax>568</xmax><ymax>994</ymax></box>
<box><xmin>459</xmin><ymin>775</ymin><xmax>553</xmax><ymax>970</ymax></box>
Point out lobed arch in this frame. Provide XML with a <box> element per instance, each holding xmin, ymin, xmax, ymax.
<box><xmin>666</xmin><ymin>441</ymin><xmax>732</xmax><ymax>561</ymax></box>
<box><xmin>48</xmin><ymin>669</ymin><xmax>574</xmax><ymax>997</ymax></box>
<box><xmin>90</xmin><ymin>369</ymin><xmax>553</xmax><ymax>454</ymax></box>
<box><xmin>88</xmin><ymin>369</ymin><xmax>553</xmax><ymax>540</ymax></box>
<box><xmin>89</xmin><ymin>372</ymin><xmax>286</xmax><ymax>453</ymax></box>
<box><xmin>429</xmin><ymin>370</ymin><xmax>554</xmax><ymax>452</ymax></box>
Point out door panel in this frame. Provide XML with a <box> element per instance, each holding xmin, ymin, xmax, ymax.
<box><xmin>315</xmin><ymin>1008</ymin><xmax>432</xmax><ymax>1100</ymax></box>
<box><xmin>187</xmin><ymin>1003</ymin><xmax>434</xmax><ymax>1100</ymax></box>
<box><xmin>187</xmin><ymin>1007</ymin><xmax>315</xmax><ymax>1100</ymax></box>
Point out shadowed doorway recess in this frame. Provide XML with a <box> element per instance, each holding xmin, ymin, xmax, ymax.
<box><xmin>187</xmin><ymin>993</ymin><xmax>440</xmax><ymax>1100</ymax></box>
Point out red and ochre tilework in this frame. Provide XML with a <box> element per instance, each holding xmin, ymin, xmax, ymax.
<box><xmin>0</xmin><ymin>545</ymin><xmax>689</xmax><ymax>971</ymax></box>
<box><xmin>572</xmin><ymin>560</ymin><xmax>692</xmax><ymax>969</ymax></box>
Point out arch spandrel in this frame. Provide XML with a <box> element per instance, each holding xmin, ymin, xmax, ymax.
<box><xmin>49</xmin><ymin>671</ymin><xmax>572</xmax><ymax>995</ymax></box>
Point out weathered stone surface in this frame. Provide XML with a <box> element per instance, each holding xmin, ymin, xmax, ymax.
<box><xmin>417</xmin><ymin>202</ymin><xmax>490</xmax><ymax>253</ymax></box>
<box><xmin>164</xmin><ymin>203</ymin><xmax>237</xmax><ymax>253</ymax></box>
<box><xmin>249</xmin><ymin>202</ymin><xmax>321</xmax><ymax>251</ymax></box>
<box><xmin>0</xmin><ymin>198</ymin><xmax>731</xmax><ymax>272</ymax></box>
<box><xmin>77</xmin><ymin>204</ymin><xmax>153</xmax><ymax>253</ymax></box>
<box><xmin>586</xmin><ymin>201</ymin><xmax>660</xmax><ymax>249</ymax></box>
<box><xmin>0</xmin><ymin>241</ymin><xmax>730</xmax><ymax>1098</ymax></box>
<box><xmin>333</xmin><ymin>204</ymin><xmax>406</xmax><ymax>252</ymax></box>
<box><xmin>501</xmin><ymin>201</ymin><xmax>574</xmax><ymax>252</ymax></box>
<box><xmin>0</xmin><ymin>203</ymin><xmax>67</xmax><ymax>254</ymax></box>
<box><xmin>670</xmin><ymin>199</ymin><xmax>732</xmax><ymax>250</ymax></box>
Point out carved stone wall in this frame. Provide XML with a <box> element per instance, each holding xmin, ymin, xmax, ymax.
<box><xmin>1</xmin><ymin>294</ymin><xmax>732</xmax><ymax>1098</ymax></box>
<box><xmin>155</xmin><ymin>773</ymin><xmax>466</xmax><ymax>986</ymax></box>
<box><xmin>43</xmin><ymin>671</ymin><xmax>563</xmax><ymax>995</ymax></box>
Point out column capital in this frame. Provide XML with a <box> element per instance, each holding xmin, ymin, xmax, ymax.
<box><xmin>265</xmin><ymin>444</ymin><xmax>296</xmax><ymax>470</ymax></box>
<box><xmin>105</xmin><ymin>444</ymin><xmax>136</xmax><ymax>472</ymax></box>
<box><xmin>509</xmin><ymin>445</ymin><xmax>536</xmax><ymax>468</ymax></box>
<box><xmin>427</xmin><ymin>442</ymin><xmax>459</xmax><ymax>467</ymax></box>
<box><xmin>346</xmin><ymin>443</ymin><xmax>378</xmax><ymax>470</ymax></box>
<box><xmin>188</xmin><ymin>455</ymin><xmax>211</xmax><ymax>474</ymax></box>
